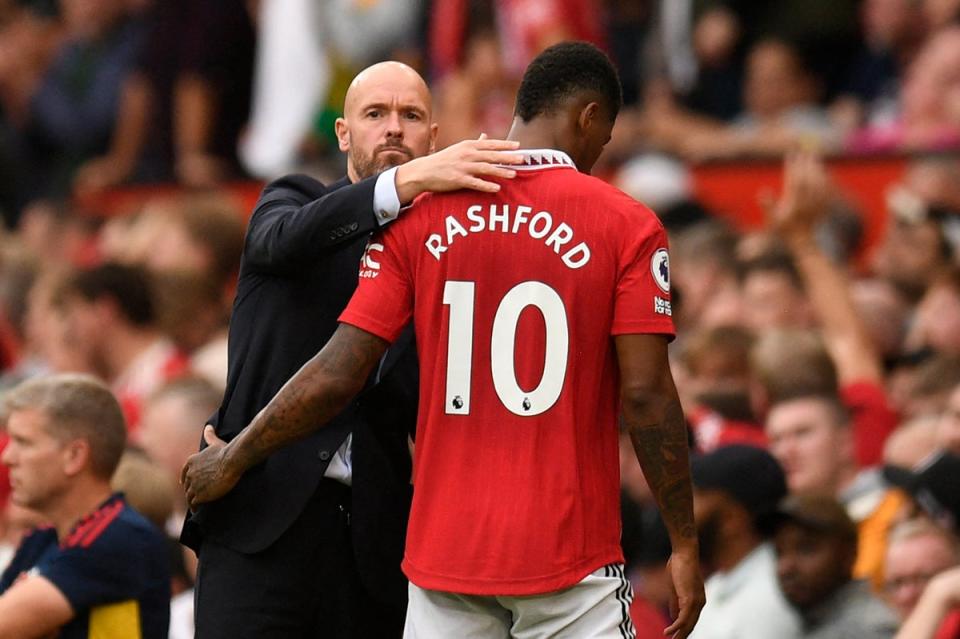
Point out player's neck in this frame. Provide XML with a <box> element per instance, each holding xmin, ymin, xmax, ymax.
<box><xmin>49</xmin><ymin>482</ymin><xmax>114</xmax><ymax>540</ymax></box>
<box><xmin>506</xmin><ymin>116</ymin><xmax>575</xmax><ymax>163</ymax></box>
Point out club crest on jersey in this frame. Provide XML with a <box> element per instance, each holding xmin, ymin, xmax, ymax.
<box><xmin>651</xmin><ymin>248</ymin><xmax>670</xmax><ymax>293</ymax></box>
<box><xmin>359</xmin><ymin>241</ymin><xmax>383</xmax><ymax>279</ymax></box>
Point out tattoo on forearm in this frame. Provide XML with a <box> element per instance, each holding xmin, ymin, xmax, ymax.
<box><xmin>230</xmin><ymin>327</ymin><xmax>387</xmax><ymax>473</ymax></box>
<box><xmin>629</xmin><ymin>399</ymin><xmax>697</xmax><ymax>541</ymax></box>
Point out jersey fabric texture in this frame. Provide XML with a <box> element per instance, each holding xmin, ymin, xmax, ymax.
<box><xmin>340</xmin><ymin>149</ymin><xmax>674</xmax><ymax>596</ymax></box>
<box><xmin>0</xmin><ymin>493</ymin><xmax>170</xmax><ymax>638</ymax></box>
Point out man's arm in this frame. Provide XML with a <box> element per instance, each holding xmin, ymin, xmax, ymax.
<box><xmin>895</xmin><ymin>566</ymin><xmax>960</xmax><ymax>639</ymax></box>
<box><xmin>0</xmin><ymin>575</ymin><xmax>73</xmax><ymax>638</ymax></box>
<box><xmin>615</xmin><ymin>333</ymin><xmax>704</xmax><ymax>639</ymax></box>
<box><xmin>182</xmin><ymin>324</ymin><xmax>388</xmax><ymax>509</ymax></box>
<box><xmin>243</xmin><ymin>138</ymin><xmax>522</xmax><ymax>274</ymax></box>
<box><xmin>770</xmin><ymin>151</ymin><xmax>883</xmax><ymax>384</ymax></box>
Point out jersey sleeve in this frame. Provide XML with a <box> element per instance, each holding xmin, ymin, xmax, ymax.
<box><xmin>339</xmin><ymin>219</ymin><xmax>415</xmax><ymax>343</ymax></box>
<box><xmin>611</xmin><ymin>212</ymin><xmax>676</xmax><ymax>338</ymax></box>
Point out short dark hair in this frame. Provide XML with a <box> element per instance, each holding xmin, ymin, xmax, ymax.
<box><xmin>515</xmin><ymin>41</ymin><xmax>622</xmax><ymax>123</ymax></box>
<box><xmin>67</xmin><ymin>262</ymin><xmax>155</xmax><ymax>327</ymax></box>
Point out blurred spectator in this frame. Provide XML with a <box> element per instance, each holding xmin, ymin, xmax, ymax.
<box><xmin>891</xmin><ymin>354</ymin><xmax>960</xmax><ymax>420</ymax></box>
<box><xmin>738</xmin><ymin>249</ymin><xmax>813</xmax><ymax>332</ymax></box>
<box><xmin>909</xmin><ymin>269</ymin><xmax>960</xmax><ymax>356</ymax></box>
<box><xmin>773</xmin><ymin>494</ymin><xmax>899</xmax><ymax>638</ymax></box>
<box><xmin>762</xmin><ymin>390</ymin><xmax>905</xmax><ymax>589</ymax></box>
<box><xmin>768</xmin><ymin>151</ymin><xmax>899</xmax><ymax>467</ymax></box>
<box><xmin>765</xmin><ymin>395</ymin><xmax>860</xmax><ymax>499</ymax></box>
<box><xmin>429</xmin><ymin>0</ymin><xmax>605</xmax><ymax>81</ymax></box>
<box><xmin>883</xmin><ymin>518</ymin><xmax>960</xmax><ymax>620</ymax></box>
<box><xmin>644</xmin><ymin>38</ymin><xmax>838</xmax><ymax>161</ymax></box>
<box><xmin>58</xmin><ymin>262</ymin><xmax>187</xmax><ymax>431</ymax></box>
<box><xmin>938</xmin><ymin>383</ymin><xmax>960</xmax><ymax>454</ymax></box>
<box><xmin>688</xmin><ymin>445</ymin><xmax>802</xmax><ymax>639</ymax></box>
<box><xmin>669</xmin><ymin>219</ymin><xmax>742</xmax><ymax>331</ymax></box>
<box><xmin>605</xmin><ymin>0</ymin><xmax>654</xmax><ymax>108</ymax></box>
<box><xmin>0</xmin><ymin>373</ymin><xmax>169</xmax><ymax>636</ymax></box>
<box><xmin>682</xmin><ymin>325</ymin><xmax>767</xmax><ymax>453</ymax></box>
<box><xmin>111</xmin><ymin>448</ymin><xmax>175</xmax><ymax>531</ymax></box>
<box><xmin>18</xmin><ymin>268</ymin><xmax>91</xmax><ymax>379</ymax></box>
<box><xmin>848</xmin><ymin>27</ymin><xmax>960</xmax><ymax>152</ymax></box>
<box><xmin>884</xmin><ymin>452</ymin><xmax>960</xmax><ymax>533</ymax></box>
<box><xmin>1</xmin><ymin>0</ymin><xmax>144</xmax><ymax>211</ymax></box>
<box><xmin>895</xmin><ymin>565</ymin><xmax>960</xmax><ymax>639</ymax></box>
<box><xmin>850</xmin><ymin>278</ymin><xmax>910</xmax><ymax>365</ymax></box>
<box><xmin>85</xmin><ymin>0</ymin><xmax>254</xmax><ymax>190</ymax></box>
<box><xmin>749</xmin><ymin>330</ymin><xmax>838</xmax><ymax>412</ymax></box>
<box><xmin>434</xmin><ymin>14</ymin><xmax>517</xmax><ymax>148</ymax></box>
<box><xmin>138</xmin><ymin>376</ymin><xmax>220</xmax><ymax>532</ymax></box>
<box><xmin>885</xmin><ymin>414</ymin><xmax>943</xmax><ymax>469</ymax></box>
<box><xmin>104</xmin><ymin>194</ymin><xmax>244</xmax><ymax>290</ymax></box>
<box><xmin>834</xmin><ymin>0</ymin><xmax>924</xmax><ymax>133</ymax></box>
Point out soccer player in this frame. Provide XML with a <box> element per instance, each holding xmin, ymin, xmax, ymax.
<box><xmin>183</xmin><ymin>42</ymin><xmax>704</xmax><ymax>638</ymax></box>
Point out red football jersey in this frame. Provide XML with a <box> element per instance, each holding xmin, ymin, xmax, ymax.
<box><xmin>340</xmin><ymin>149</ymin><xmax>674</xmax><ymax>595</ymax></box>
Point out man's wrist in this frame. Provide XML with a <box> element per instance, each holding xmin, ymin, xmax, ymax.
<box><xmin>373</xmin><ymin>167</ymin><xmax>403</xmax><ymax>225</ymax></box>
<box><xmin>394</xmin><ymin>160</ymin><xmax>425</xmax><ymax>205</ymax></box>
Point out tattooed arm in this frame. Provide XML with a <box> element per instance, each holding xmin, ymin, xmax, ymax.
<box><xmin>615</xmin><ymin>333</ymin><xmax>704</xmax><ymax>639</ymax></box>
<box><xmin>182</xmin><ymin>324</ymin><xmax>388</xmax><ymax>510</ymax></box>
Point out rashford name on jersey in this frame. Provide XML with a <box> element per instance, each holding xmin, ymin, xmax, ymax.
<box><xmin>424</xmin><ymin>203</ymin><xmax>592</xmax><ymax>269</ymax></box>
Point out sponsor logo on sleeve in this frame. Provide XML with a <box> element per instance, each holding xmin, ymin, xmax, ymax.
<box><xmin>654</xmin><ymin>296</ymin><xmax>672</xmax><ymax>316</ymax></box>
<box><xmin>359</xmin><ymin>241</ymin><xmax>383</xmax><ymax>279</ymax></box>
<box><xmin>651</xmin><ymin>248</ymin><xmax>670</xmax><ymax>293</ymax></box>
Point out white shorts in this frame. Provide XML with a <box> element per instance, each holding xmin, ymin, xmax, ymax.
<box><xmin>403</xmin><ymin>563</ymin><xmax>637</xmax><ymax>639</ymax></box>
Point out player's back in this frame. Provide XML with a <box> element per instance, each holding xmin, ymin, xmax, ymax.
<box><xmin>344</xmin><ymin>149</ymin><xmax>674</xmax><ymax>596</ymax></box>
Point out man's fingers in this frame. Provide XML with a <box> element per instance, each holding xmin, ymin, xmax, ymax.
<box><xmin>464</xmin><ymin>162</ymin><xmax>517</xmax><ymax>179</ymax></box>
<box><xmin>464</xmin><ymin>177</ymin><xmax>502</xmax><ymax>193</ymax></box>
<box><xmin>469</xmin><ymin>150</ymin><xmax>524</xmax><ymax>165</ymax></box>
<box><xmin>663</xmin><ymin>604</ymin><xmax>691</xmax><ymax>637</ymax></box>
<box><xmin>472</xmin><ymin>139</ymin><xmax>521</xmax><ymax>152</ymax></box>
<box><xmin>203</xmin><ymin>424</ymin><xmax>225</xmax><ymax>447</ymax></box>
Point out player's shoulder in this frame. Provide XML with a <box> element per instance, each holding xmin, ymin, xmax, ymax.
<box><xmin>572</xmin><ymin>172</ymin><xmax>664</xmax><ymax>229</ymax></box>
<box><xmin>61</xmin><ymin>495</ymin><xmax>163</xmax><ymax>554</ymax></box>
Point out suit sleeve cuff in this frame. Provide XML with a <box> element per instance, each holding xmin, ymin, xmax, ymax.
<box><xmin>374</xmin><ymin>167</ymin><xmax>402</xmax><ymax>226</ymax></box>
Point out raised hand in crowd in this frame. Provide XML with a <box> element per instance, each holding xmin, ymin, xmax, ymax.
<box><xmin>895</xmin><ymin>565</ymin><xmax>960</xmax><ymax>639</ymax></box>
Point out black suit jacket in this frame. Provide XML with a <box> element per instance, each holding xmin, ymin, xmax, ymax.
<box><xmin>181</xmin><ymin>174</ymin><xmax>417</xmax><ymax>606</ymax></box>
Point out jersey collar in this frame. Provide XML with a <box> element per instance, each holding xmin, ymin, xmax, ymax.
<box><xmin>507</xmin><ymin>149</ymin><xmax>577</xmax><ymax>171</ymax></box>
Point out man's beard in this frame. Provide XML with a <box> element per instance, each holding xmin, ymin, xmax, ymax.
<box><xmin>350</xmin><ymin>142</ymin><xmax>414</xmax><ymax>179</ymax></box>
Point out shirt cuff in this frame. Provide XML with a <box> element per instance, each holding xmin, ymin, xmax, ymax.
<box><xmin>373</xmin><ymin>167</ymin><xmax>402</xmax><ymax>226</ymax></box>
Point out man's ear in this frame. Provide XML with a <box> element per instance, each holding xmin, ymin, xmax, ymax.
<box><xmin>335</xmin><ymin>118</ymin><xmax>350</xmax><ymax>153</ymax></box>
<box><xmin>577</xmin><ymin>101</ymin><xmax>601</xmax><ymax>135</ymax></box>
<box><xmin>62</xmin><ymin>439</ymin><xmax>90</xmax><ymax>478</ymax></box>
<box><xmin>429</xmin><ymin>122</ymin><xmax>439</xmax><ymax>154</ymax></box>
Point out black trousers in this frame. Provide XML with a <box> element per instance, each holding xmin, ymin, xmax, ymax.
<box><xmin>194</xmin><ymin>478</ymin><xmax>406</xmax><ymax>638</ymax></box>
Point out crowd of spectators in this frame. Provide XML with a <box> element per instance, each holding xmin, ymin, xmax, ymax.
<box><xmin>0</xmin><ymin>0</ymin><xmax>959</xmax><ymax>637</ymax></box>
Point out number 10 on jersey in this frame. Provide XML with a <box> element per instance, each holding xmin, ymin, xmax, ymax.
<box><xmin>442</xmin><ymin>280</ymin><xmax>570</xmax><ymax>417</ymax></box>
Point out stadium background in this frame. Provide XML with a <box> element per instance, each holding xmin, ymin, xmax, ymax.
<box><xmin>1</xmin><ymin>0</ymin><xmax>960</xmax><ymax>637</ymax></box>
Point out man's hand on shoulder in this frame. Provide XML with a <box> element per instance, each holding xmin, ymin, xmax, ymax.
<box><xmin>395</xmin><ymin>135</ymin><xmax>524</xmax><ymax>204</ymax></box>
<box><xmin>181</xmin><ymin>426</ymin><xmax>238</xmax><ymax>512</ymax></box>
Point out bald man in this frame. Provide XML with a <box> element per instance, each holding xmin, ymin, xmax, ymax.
<box><xmin>180</xmin><ymin>61</ymin><xmax>521</xmax><ymax>638</ymax></box>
